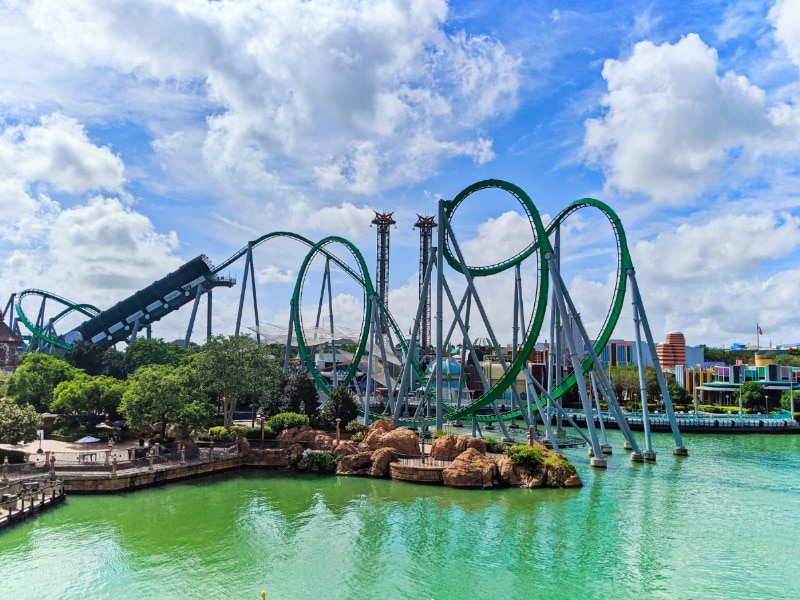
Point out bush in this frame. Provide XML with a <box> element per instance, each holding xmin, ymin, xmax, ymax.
<box><xmin>267</xmin><ymin>412</ymin><xmax>310</xmax><ymax>433</ymax></box>
<box><xmin>345</xmin><ymin>419</ymin><xmax>368</xmax><ymax>434</ymax></box>
<box><xmin>203</xmin><ymin>426</ymin><xmax>237</xmax><ymax>443</ymax></box>
<box><xmin>505</xmin><ymin>444</ymin><xmax>546</xmax><ymax>473</ymax></box>
<box><xmin>350</xmin><ymin>432</ymin><xmax>364</xmax><ymax>443</ymax></box>
<box><xmin>432</xmin><ymin>429</ymin><xmax>447</xmax><ymax>438</ymax></box>
<box><xmin>229</xmin><ymin>425</ymin><xmax>249</xmax><ymax>439</ymax></box>
<box><xmin>544</xmin><ymin>453</ymin><xmax>577</xmax><ymax>477</ymax></box>
<box><xmin>304</xmin><ymin>451</ymin><xmax>341</xmax><ymax>474</ymax></box>
<box><xmin>484</xmin><ymin>436</ymin><xmax>504</xmax><ymax>453</ymax></box>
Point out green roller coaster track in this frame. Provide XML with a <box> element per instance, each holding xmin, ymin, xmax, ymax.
<box><xmin>12</xmin><ymin>180</ymin><xmax>634</xmax><ymax>428</ymax></box>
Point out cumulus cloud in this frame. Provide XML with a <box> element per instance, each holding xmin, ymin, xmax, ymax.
<box><xmin>18</xmin><ymin>0</ymin><xmax>518</xmax><ymax>198</ymax></box>
<box><xmin>583</xmin><ymin>33</ymin><xmax>800</xmax><ymax>203</ymax></box>
<box><xmin>769</xmin><ymin>0</ymin><xmax>800</xmax><ymax>68</ymax></box>
<box><xmin>0</xmin><ymin>113</ymin><xmax>124</xmax><ymax>194</ymax></box>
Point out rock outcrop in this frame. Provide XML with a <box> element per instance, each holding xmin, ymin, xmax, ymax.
<box><xmin>496</xmin><ymin>456</ymin><xmax>544</xmax><ymax>488</ymax></box>
<box><xmin>442</xmin><ymin>448</ymin><xmax>499</xmax><ymax>489</ymax></box>
<box><xmin>278</xmin><ymin>425</ymin><xmax>334</xmax><ymax>446</ymax></box>
<box><xmin>359</xmin><ymin>425</ymin><xmax>420</xmax><ymax>456</ymax></box>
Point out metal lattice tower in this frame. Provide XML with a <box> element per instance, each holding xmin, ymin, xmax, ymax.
<box><xmin>414</xmin><ymin>214</ymin><xmax>437</xmax><ymax>350</ymax></box>
<box><xmin>371</xmin><ymin>211</ymin><xmax>396</xmax><ymax>315</ymax></box>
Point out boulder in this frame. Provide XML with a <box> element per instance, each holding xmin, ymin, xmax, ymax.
<box><xmin>367</xmin><ymin>418</ymin><xmax>396</xmax><ymax>433</ymax></box>
<box><xmin>466</xmin><ymin>437</ymin><xmax>487</xmax><ymax>454</ymax></box>
<box><xmin>336</xmin><ymin>451</ymin><xmax>374</xmax><ymax>476</ymax></box>
<box><xmin>236</xmin><ymin>436</ymin><xmax>252</xmax><ymax>457</ymax></box>
<box><xmin>429</xmin><ymin>434</ymin><xmax>459</xmax><ymax>458</ymax></box>
<box><xmin>544</xmin><ymin>455</ymin><xmax>582</xmax><ymax>488</ymax></box>
<box><xmin>368</xmin><ymin>448</ymin><xmax>395</xmax><ymax>478</ymax></box>
<box><xmin>332</xmin><ymin>441</ymin><xmax>359</xmax><ymax>457</ymax></box>
<box><xmin>182</xmin><ymin>437</ymin><xmax>200</xmax><ymax>459</ymax></box>
<box><xmin>282</xmin><ymin>443</ymin><xmax>306</xmax><ymax>469</ymax></box>
<box><xmin>496</xmin><ymin>456</ymin><xmax>544</xmax><ymax>488</ymax></box>
<box><xmin>359</xmin><ymin>427</ymin><xmax>420</xmax><ymax>457</ymax></box>
<box><xmin>442</xmin><ymin>448</ymin><xmax>498</xmax><ymax>489</ymax></box>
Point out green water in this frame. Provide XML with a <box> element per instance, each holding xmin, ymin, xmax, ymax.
<box><xmin>1</xmin><ymin>431</ymin><xmax>799</xmax><ymax>600</ymax></box>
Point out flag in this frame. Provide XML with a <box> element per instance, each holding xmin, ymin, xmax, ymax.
<box><xmin>757</xmin><ymin>324</ymin><xmax>763</xmax><ymax>335</ymax></box>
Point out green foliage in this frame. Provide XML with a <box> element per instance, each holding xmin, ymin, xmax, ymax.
<box><xmin>608</xmin><ymin>366</ymin><xmax>661</xmax><ymax>407</ymax></box>
<box><xmin>344</xmin><ymin>419</ymin><xmax>368</xmax><ymax>434</ymax></box>
<box><xmin>51</xmin><ymin>373</ymin><xmax>126</xmax><ymax>416</ymax></box>
<box><xmin>699</xmin><ymin>346</ymin><xmax>754</xmax><ymax>365</ymax></box>
<box><xmin>282</xmin><ymin>373</ymin><xmax>319</xmax><ymax>418</ymax></box>
<box><xmin>433</xmin><ymin>429</ymin><xmax>447</xmax><ymax>438</ymax></box>
<box><xmin>321</xmin><ymin>385</ymin><xmax>359</xmax><ymax>426</ymax></box>
<box><xmin>0</xmin><ymin>397</ymin><xmax>39</xmax><ymax>444</ymax></box>
<box><xmin>0</xmin><ymin>370</ymin><xmax>9</xmax><ymax>398</ymax></box>
<box><xmin>230</xmin><ymin>425</ymin><xmax>250</xmax><ymax>438</ymax></box>
<box><xmin>203</xmin><ymin>426</ymin><xmax>236</xmax><ymax>442</ymax></box>
<box><xmin>124</xmin><ymin>338</ymin><xmax>188</xmax><ymax>372</ymax></box>
<box><xmin>484</xmin><ymin>436</ymin><xmax>504</xmax><ymax>453</ymax></box>
<box><xmin>7</xmin><ymin>353</ymin><xmax>79</xmax><ymax>412</ymax></box>
<box><xmin>667</xmin><ymin>382</ymin><xmax>691</xmax><ymax>406</ymax></box>
<box><xmin>304</xmin><ymin>451</ymin><xmax>340</xmax><ymax>474</ymax></box>
<box><xmin>505</xmin><ymin>444</ymin><xmax>546</xmax><ymax>472</ymax></box>
<box><xmin>544</xmin><ymin>453</ymin><xmax>577</xmax><ymax>477</ymax></box>
<box><xmin>741</xmin><ymin>382</ymin><xmax>766</xmax><ymax>410</ymax></box>
<box><xmin>121</xmin><ymin>363</ymin><xmax>204</xmax><ymax>437</ymax></box>
<box><xmin>195</xmin><ymin>335</ymin><xmax>285</xmax><ymax>428</ymax></box>
<box><xmin>267</xmin><ymin>412</ymin><xmax>309</xmax><ymax>433</ymax></box>
<box><xmin>350</xmin><ymin>432</ymin><xmax>364</xmax><ymax>443</ymax></box>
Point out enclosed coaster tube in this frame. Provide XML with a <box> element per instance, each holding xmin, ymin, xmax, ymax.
<box><xmin>65</xmin><ymin>255</ymin><xmax>223</xmax><ymax>348</ymax></box>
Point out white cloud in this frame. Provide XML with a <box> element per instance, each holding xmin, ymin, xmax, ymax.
<box><xmin>16</xmin><ymin>0</ymin><xmax>518</xmax><ymax>199</ymax></box>
<box><xmin>0</xmin><ymin>113</ymin><xmax>124</xmax><ymax>193</ymax></box>
<box><xmin>769</xmin><ymin>0</ymin><xmax>800</xmax><ymax>68</ymax></box>
<box><xmin>583</xmin><ymin>33</ymin><xmax>800</xmax><ymax>203</ymax></box>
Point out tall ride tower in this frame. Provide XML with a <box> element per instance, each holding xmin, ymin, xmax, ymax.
<box><xmin>414</xmin><ymin>215</ymin><xmax>437</xmax><ymax>351</ymax></box>
<box><xmin>371</xmin><ymin>212</ymin><xmax>396</xmax><ymax>330</ymax></box>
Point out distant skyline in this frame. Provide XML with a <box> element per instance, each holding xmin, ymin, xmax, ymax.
<box><xmin>2</xmin><ymin>0</ymin><xmax>800</xmax><ymax>349</ymax></box>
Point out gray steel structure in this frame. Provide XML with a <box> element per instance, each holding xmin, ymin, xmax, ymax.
<box><xmin>413</xmin><ymin>215</ymin><xmax>437</xmax><ymax>351</ymax></box>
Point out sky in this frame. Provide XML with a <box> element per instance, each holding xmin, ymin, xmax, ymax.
<box><xmin>1</xmin><ymin>0</ymin><xmax>800</xmax><ymax>351</ymax></box>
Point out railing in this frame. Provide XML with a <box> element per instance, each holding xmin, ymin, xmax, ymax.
<box><xmin>394</xmin><ymin>453</ymin><xmax>457</xmax><ymax>468</ymax></box>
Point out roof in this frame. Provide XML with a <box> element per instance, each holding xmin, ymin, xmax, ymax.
<box><xmin>0</xmin><ymin>315</ymin><xmax>23</xmax><ymax>344</ymax></box>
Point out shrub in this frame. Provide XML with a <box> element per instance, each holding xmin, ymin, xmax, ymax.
<box><xmin>205</xmin><ymin>426</ymin><xmax>236</xmax><ymax>442</ymax></box>
<box><xmin>350</xmin><ymin>432</ymin><xmax>364</xmax><ymax>443</ymax></box>
<box><xmin>505</xmin><ymin>444</ymin><xmax>546</xmax><ymax>473</ymax></box>
<box><xmin>544</xmin><ymin>453</ymin><xmax>577</xmax><ymax>476</ymax></box>
<box><xmin>229</xmin><ymin>425</ymin><xmax>250</xmax><ymax>439</ymax></box>
<box><xmin>432</xmin><ymin>429</ymin><xmax>447</xmax><ymax>438</ymax></box>
<box><xmin>345</xmin><ymin>419</ymin><xmax>368</xmax><ymax>434</ymax></box>
<box><xmin>267</xmin><ymin>412</ymin><xmax>309</xmax><ymax>433</ymax></box>
<box><xmin>304</xmin><ymin>451</ymin><xmax>341</xmax><ymax>474</ymax></box>
<box><xmin>484</xmin><ymin>436</ymin><xmax>504</xmax><ymax>453</ymax></box>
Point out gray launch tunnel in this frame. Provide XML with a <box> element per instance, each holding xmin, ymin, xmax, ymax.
<box><xmin>64</xmin><ymin>255</ymin><xmax>233</xmax><ymax>348</ymax></box>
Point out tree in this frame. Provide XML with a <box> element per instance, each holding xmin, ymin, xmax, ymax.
<box><xmin>282</xmin><ymin>373</ymin><xmax>319</xmax><ymax>419</ymax></box>
<box><xmin>320</xmin><ymin>384</ymin><xmax>359</xmax><ymax>427</ymax></box>
<box><xmin>608</xmin><ymin>366</ymin><xmax>660</xmax><ymax>407</ymax></box>
<box><xmin>195</xmin><ymin>335</ymin><xmax>285</xmax><ymax>428</ymax></box>
<box><xmin>780</xmin><ymin>389</ymin><xmax>797</xmax><ymax>413</ymax></box>
<box><xmin>124</xmin><ymin>338</ymin><xmax>188</xmax><ymax>373</ymax></box>
<box><xmin>121</xmin><ymin>364</ymin><xmax>205</xmax><ymax>438</ymax></box>
<box><xmin>51</xmin><ymin>373</ymin><xmax>127</xmax><ymax>417</ymax></box>
<box><xmin>7</xmin><ymin>354</ymin><xmax>79</xmax><ymax>412</ymax></box>
<box><xmin>64</xmin><ymin>341</ymin><xmax>107</xmax><ymax>376</ymax></box>
<box><xmin>0</xmin><ymin>397</ymin><xmax>39</xmax><ymax>444</ymax></box>
<box><xmin>740</xmin><ymin>382</ymin><xmax>765</xmax><ymax>411</ymax></box>
<box><xmin>667</xmin><ymin>382</ymin><xmax>691</xmax><ymax>407</ymax></box>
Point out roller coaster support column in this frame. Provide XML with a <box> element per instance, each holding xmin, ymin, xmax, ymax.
<box><xmin>284</xmin><ymin>299</ymin><xmax>294</xmax><ymax>372</ymax></box>
<box><xmin>325</xmin><ymin>259</ymin><xmax>338</xmax><ymax>388</ymax></box>
<box><xmin>631</xmin><ymin>289</ymin><xmax>656</xmax><ymax>462</ymax></box>
<box><xmin>184</xmin><ymin>286</ymin><xmax>204</xmax><ymax>348</ymax></box>
<box><xmin>435</xmin><ymin>199</ymin><xmax>445</xmax><ymax>431</ymax></box>
<box><xmin>549</xmin><ymin>226</ymin><xmax>565</xmax><ymax>436</ymax></box>
<box><xmin>235</xmin><ymin>242</ymin><xmax>261</xmax><ymax>341</ymax></box>
<box><xmin>559</xmin><ymin>281</ymin><xmax>643</xmax><ymax>459</ymax></box>
<box><xmin>523</xmin><ymin>370</ymin><xmax>559</xmax><ymax>451</ymax></box>
<box><xmin>546</xmin><ymin>252</ymin><xmax>606</xmax><ymax>468</ymax></box>
<box><xmin>591</xmin><ymin>371</ymin><xmax>612</xmax><ymax>454</ymax></box>
<box><xmin>628</xmin><ymin>270</ymin><xmax>687</xmax><ymax>456</ymax></box>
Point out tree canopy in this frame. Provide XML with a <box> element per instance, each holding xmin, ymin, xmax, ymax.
<box><xmin>320</xmin><ymin>384</ymin><xmax>359</xmax><ymax>427</ymax></box>
<box><xmin>0</xmin><ymin>397</ymin><xmax>39</xmax><ymax>444</ymax></box>
<box><xmin>195</xmin><ymin>335</ymin><xmax>285</xmax><ymax>428</ymax></box>
<box><xmin>51</xmin><ymin>373</ymin><xmax>127</xmax><ymax>417</ymax></box>
<box><xmin>7</xmin><ymin>353</ymin><xmax>79</xmax><ymax>412</ymax></box>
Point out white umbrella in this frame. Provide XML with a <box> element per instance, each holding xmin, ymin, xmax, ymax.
<box><xmin>74</xmin><ymin>436</ymin><xmax>101</xmax><ymax>444</ymax></box>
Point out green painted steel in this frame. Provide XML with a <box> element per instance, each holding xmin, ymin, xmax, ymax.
<box><xmin>439</xmin><ymin>180</ymin><xmax>552</xmax><ymax>422</ymax></box>
<box><xmin>290</xmin><ymin>236</ymin><xmax>373</xmax><ymax>395</ymax></box>
<box><xmin>14</xmin><ymin>289</ymin><xmax>101</xmax><ymax>351</ymax></box>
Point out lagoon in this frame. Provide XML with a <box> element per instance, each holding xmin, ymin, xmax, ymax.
<box><xmin>1</xmin><ymin>430</ymin><xmax>799</xmax><ymax>600</ymax></box>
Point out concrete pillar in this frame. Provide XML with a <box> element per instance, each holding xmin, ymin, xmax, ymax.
<box><xmin>2</xmin><ymin>456</ymin><xmax>8</xmax><ymax>485</ymax></box>
<box><xmin>148</xmin><ymin>447</ymin><xmax>155</xmax><ymax>470</ymax></box>
<box><xmin>111</xmin><ymin>456</ymin><xmax>117</xmax><ymax>477</ymax></box>
<box><xmin>180</xmin><ymin>444</ymin><xmax>186</xmax><ymax>465</ymax></box>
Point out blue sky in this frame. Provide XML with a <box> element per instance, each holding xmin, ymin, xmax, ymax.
<box><xmin>1</xmin><ymin>0</ymin><xmax>799</xmax><ymax>349</ymax></box>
